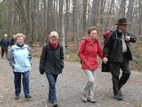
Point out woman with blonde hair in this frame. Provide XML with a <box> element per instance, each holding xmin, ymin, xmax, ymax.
<box><xmin>7</xmin><ymin>33</ymin><xmax>32</xmax><ymax>100</ymax></box>
<box><xmin>39</xmin><ymin>31</ymin><xmax>64</xmax><ymax>107</ymax></box>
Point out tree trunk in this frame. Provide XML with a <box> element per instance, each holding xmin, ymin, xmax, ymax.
<box><xmin>127</xmin><ymin>0</ymin><xmax>134</xmax><ymax>31</ymax></box>
<box><xmin>119</xmin><ymin>0</ymin><xmax>126</xmax><ymax>17</ymax></box>
<box><xmin>100</xmin><ymin>0</ymin><xmax>106</xmax><ymax>33</ymax></box>
<box><xmin>105</xmin><ymin>0</ymin><xmax>114</xmax><ymax>31</ymax></box>
<box><xmin>47</xmin><ymin>0</ymin><xmax>53</xmax><ymax>42</ymax></box>
<box><xmin>139</xmin><ymin>0</ymin><xmax>142</xmax><ymax>36</ymax></box>
<box><xmin>59</xmin><ymin>0</ymin><xmax>64</xmax><ymax>43</ymax></box>
<box><xmin>8</xmin><ymin>0</ymin><xmax>12</xmax><ymax>38</ymax></box>
<box><xmin>66</xmin><ymin>0</ymin><xmax>70</xmax><ymax>35</ymax></box>
<box><xmin>82</xmin><ymin>0</ymin><xmax>87</xmax><ymax>36</ymax></box>
<box><xmin>92</xmin><ymin>0</ymin><xmax>100</xmax><ymax>26</ymax></box>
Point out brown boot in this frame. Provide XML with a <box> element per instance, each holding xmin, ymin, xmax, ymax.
<box><xmin>81</xmin><ymin>93</ymin><xmax>87</xmax><ymax>102</ymax></box>
<box><xmin>87</xmin><ymin>98</ymin><xmax>96</xmax><ymax>103</ymax></box>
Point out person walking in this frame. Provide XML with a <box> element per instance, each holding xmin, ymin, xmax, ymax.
<box><xmin>39</xmin><ymin>31</ymin><xmax>64</xmax><ymax>107</ymax></box>
<box><xmin>7</xmin><ymin>33</ymin><xmax>32</xmax><ymax>100</ymax></box>
<box><xmin>103</xmin><ymin>18</ymin><xmax>137</xmax><ymax>100</ymax></box>
<box><xmin>78</xmin><ymin>26</ymin><xmax>103</xmax><ymax>103</ymax></box>
<box><xmin>1</xmin><ymin>34</ymin><xmax>9</xmax><ymax>58</ymax></box>
<box><xmin>10</xmin><ymin>35</ymin><xmax>16</xmax><ymax>47</ymax></box>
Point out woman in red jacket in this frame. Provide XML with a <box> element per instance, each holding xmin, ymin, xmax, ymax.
<box><xmin>78</xmin><ymin>26</ymin><xmax>103</xmax><ymax>103</ymax></box>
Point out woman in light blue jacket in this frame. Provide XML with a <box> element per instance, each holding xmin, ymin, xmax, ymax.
<box><xmin>7</xmin><ymin>33</ymin><xmax>32</xmax><ymax>100</ymax></box>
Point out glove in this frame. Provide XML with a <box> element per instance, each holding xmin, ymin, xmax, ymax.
<box><xmin>39</xmin><ymin>67</ymin><xmax>45</xmax><ymax>74</ymax></box>
<box><xmin>12</xmin><ymin>66</ymin><xmax>14</xmax><ymax>73</ymax></box>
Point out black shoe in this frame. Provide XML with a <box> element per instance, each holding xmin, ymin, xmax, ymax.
<box><xmin>52</xmin><ymin>102</ymin><xmax>58</xmax><ymax>107</ymax></box>
<box><xmin>15</xmin><ymin>96</ymin><xmax>19</xmax><ymax>100</ymax></box>
<box><xmin>25</xmin><ymin>95</ymin><xmax>32</xmax><ymax>98</ymax></box>
<box><xmin>114</xmin><ymin>94</ymin><xmax>123</xmax><ymax>100</ymax></box>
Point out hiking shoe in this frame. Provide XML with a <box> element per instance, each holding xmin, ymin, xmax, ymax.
<box><xmin>15</xmin><ymin>96</ymin><xmax>19</xmax><ymax>100</ymax></box>
<box><xmin>52</xmin><ymin>102</ymin><xmax>58</xmax><ymax>107</ymax></box>
<box><xmin>113</xmin><ymin>94</ymin><xmax>123</xmax><ymax>100</ymax></box>
<box><xmin>87</xmin><ymin>98</ymin><xmax>96</xmax><ymax>103</ymax></box>
<box><xmin>48</xmin><ymin>98</ymin><xmax>52</xmax><ymax>103</ymax></box>
<box><xmin>81</xmin><ymin>93</ymin><xmax>87</xmax><ymax>102</ymax></box>
<box><xmin>25</xmin><ymin>95</ymin><xmax>32</xmax><ymax>98</ymax></box>
<box><xmin>119</xmin><ymin>90</ymin><xmax>123</xmax><ymax>96</ymax></box>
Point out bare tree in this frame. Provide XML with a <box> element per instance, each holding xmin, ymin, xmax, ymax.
<box><xmin>105</xmin><ymin>0</ymin><xmax>115</xmax><ymax>31</ymax></box>
<box><xmin>92</xmin><ymin>0</ymin><xmax>100</xmax><ymax>26</ymax></box>
<box><xmin>119</xmin><ymin>0</ymin><xmax>126</xmax><ymax>17</ymax></box>
<box><xmin>82</xmin><ymin>0</ymin><xmax>87</xmax><ymax>36</ymax></box>
<box><xmin>127</xmin><ymin>0</ymin><xmax>134</xmax><ymax>31</ymax></box>
<box><xmin>139</xmin><ymin>0</ymin><xmax>142</xmax><ymax>41</ymax></box>
<box><xmin>8</xmin><ymin>0</ymin><xmax>12</xmax><ymax>38</ymax></box>
<box><xmin>47</xmin><ymin>0</ymin><xmax>53</xmax><ymax>35</ymax></box>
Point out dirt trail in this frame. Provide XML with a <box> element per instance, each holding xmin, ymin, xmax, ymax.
<box><xmin>0</xmin><ymin>57</ymin><xmax>142</xmax><ymax>107</ymax></box>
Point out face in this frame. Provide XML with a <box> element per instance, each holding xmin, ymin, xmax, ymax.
<box><xmin>50</xmin><ymin>37</ymin><xmax>58</xmax><ymax>45</ymax></box>
<box><xmin>4</xmin><ymin>34</ymin><xmax>8</xmax><ymax>38</ymax></box>
<box><xmin>13</xmin><ymin>35</ymin><xmax>15</xmax><ymax>38</ymax></box>
<box><xmin>119</xmin><ymin>24</ymin><xmax>128</xmax><ymax>32</ymax></box>
<box><xmin>16</xmin><ymin>37</ymin><xmax>24</xmax><ymax>46</ymax></box>
<box><xmin>89</xmin><ymin>30</ymin><xmax>97</xmax><ymax>41</ymax></box>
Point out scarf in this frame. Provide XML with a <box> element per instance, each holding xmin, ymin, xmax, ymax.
<box><xmin>49</xmin><ymin>42</ymin><xmax>58</xmax><ymax>50</ymax></box>
<box><xmin>17</xmin><ymin>43</ymin><xmax>24</xmax><ymax>47</ymax></box>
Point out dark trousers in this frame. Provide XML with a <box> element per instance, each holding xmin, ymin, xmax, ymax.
<box><xmin>46</xmin><ymin>72</ymin><xmax>58</xmax><ymax>103</ymax></box>
<box><xmin>1</xmin><ymin>49</ymin><xmax>8</xmax><ymax>57</ymax></box>
<box><xmin>14</xmin><ymin>71</ymin><xmax>30</xmax><ymax>97</ymax></box>
<box><xmin>110</xmin><ymin>61</ymin><xmax>131</xmax><ymax>95</ymax></box>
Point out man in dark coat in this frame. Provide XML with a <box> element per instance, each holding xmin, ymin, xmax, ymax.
<box><xmin>10</xmin><ymin>35</ymin><xmax>16</xmax><ymax>47</ymax></box>
<box><xmin>1</xmin><ymin>34</ymin><xmax>9</xmax><ymax>58</ymax></box>
<box><xmin>103</xmin><ymin>18</ymin><xmax>137</xmax><ymax>100</ymax></box>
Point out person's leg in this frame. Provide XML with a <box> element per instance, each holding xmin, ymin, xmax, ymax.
<box><xmin>119</xmin><ymin>61</ymin><xmax>131</xmax><ymax>89</ymax></box>
<box><xmin>110</xmin><ymin>63</ymin><xmax>120</xmax><ymax>96</ymax></box>
<box><xmin>1</xmin><ymin>49</ymin><xmax>4</xmax><ymax>57</ymax></box>
<box><xmin>22</xmin><ymin>71</ymin><xmax>31</xmax><ymax>97</ymax></box>
<box><xmin>82</xmin><ymin>69</ymin><xmax>95</xmax><ymax>98</ymax></box>
<box><xmin>46</xmin><ymin>72</ymin><xmax>58</xmax><ymax>103</ymax></box>
<box><xmin>88</xmin><ymin>69</ymin><xmax>97</xmax><ymax>99</ymax></box>
<box><xmin>110</xmin><ymin>62</ymin><xmax>123</xmax><ymax>100</ymax></box>
<box><xmin>14</xmin><ymin>72</ymin><xmax>21</xmax><ymax>97</ymax></box>
<box><xmin>6</xmin><ymin>49</ymin><xmax>8</xmax><ymax>57</ymax></box>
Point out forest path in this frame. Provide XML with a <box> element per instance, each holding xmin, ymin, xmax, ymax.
<box><xmin>0</xmin><ymin>57</ymin><xmax>142</xmax><ymax>107</ymax></box>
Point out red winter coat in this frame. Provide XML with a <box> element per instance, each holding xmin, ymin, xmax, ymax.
<box><xmin>78</xmin><ymin>35</ymin><xmax>103</xmax><ymax>70</ymax></box>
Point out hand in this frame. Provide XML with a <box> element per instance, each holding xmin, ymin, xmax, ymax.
<box><xmin>103</xmin><ymin>57</ymin><xmax>108</xmax><ymax>64</ymax></box>
<box><xmin>125</xmin><ymin>36</ymin><xmax>130</xmax><ymax>41</ymax></box>
<box><xmin>40</xmin><ymin>67</ymin><xmax>45</xmax><ymax>74</ymax></box>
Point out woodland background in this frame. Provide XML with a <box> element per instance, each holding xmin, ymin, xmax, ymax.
<box><xmin>0</xmin><ymin>0</ymin><xmax>142</xmax><ymax>72</ymax></box>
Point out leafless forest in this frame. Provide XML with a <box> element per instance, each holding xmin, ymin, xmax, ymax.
<box><xmin>0</xmin><ymin>0</ymin><xmax>142</xmax><ymax>71</ymax></box>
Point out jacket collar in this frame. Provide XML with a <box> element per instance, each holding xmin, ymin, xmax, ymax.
<box><xmin>14</xmin><ymin>43</ymin><xmax>28</xmax><ymax>49</ymax></box>
<box><xmin>47</xmin><ymin>42</ymin><xmax>60</xmax><ymax>49</ymax></box>
<box><xmin>86</xmin><ymin>35</ymin><xmax>98</xmax><ymax>43</ymax></box>
<box><xmin>116</xmin><ymin>26</ymin><xmax>128</xmax><ymax>37</ymax></box>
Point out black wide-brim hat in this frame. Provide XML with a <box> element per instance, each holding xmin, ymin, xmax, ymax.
<box><xmin>115</xmin><ymin>18</ymin><xmax>131</xmax><ymax>25</ymax></box>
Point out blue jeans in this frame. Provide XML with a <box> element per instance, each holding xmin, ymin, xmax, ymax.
<box><xmin>46</xmin><ymin>72</ymin><xmax>58</xmax><ymax>103</ymax></box>
<box><xmin>14</xmin><ymin>71</ymin><xmax>30</xmax><ymax>97</ymax></box>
